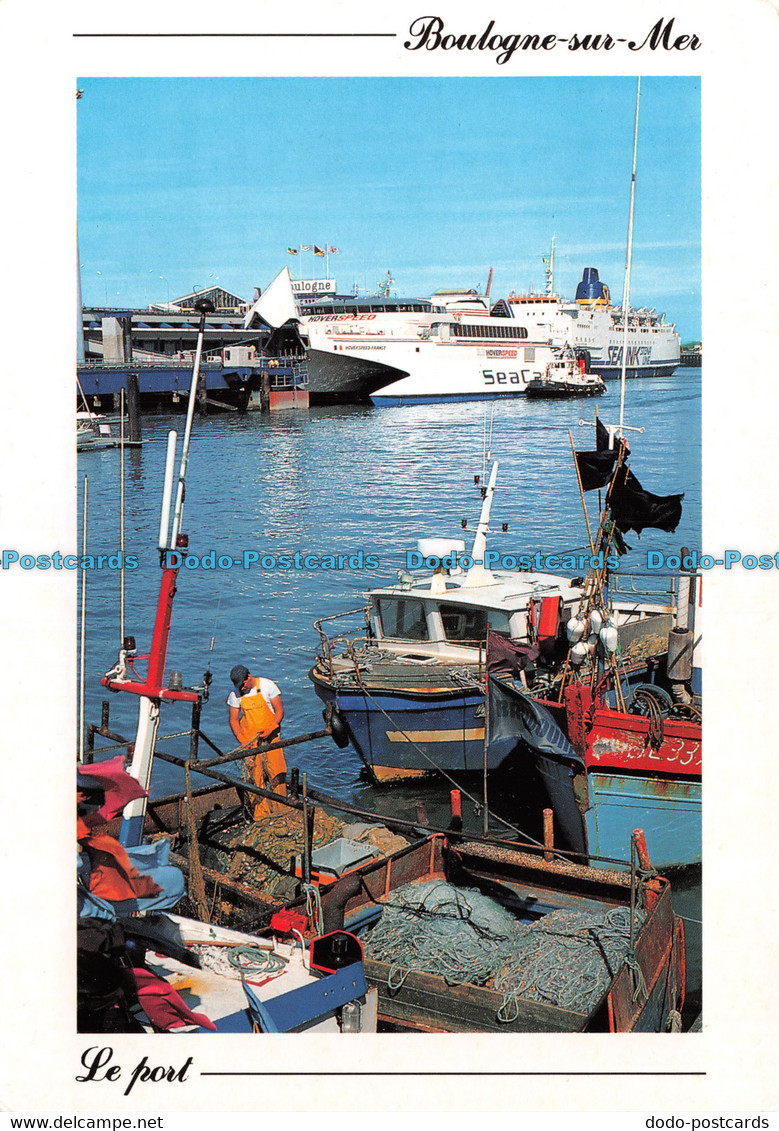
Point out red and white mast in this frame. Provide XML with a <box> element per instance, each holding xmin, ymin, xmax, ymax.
<box><xmin>101</xmin><ymin>299</ymin><xmax>214</xmax><ymax>846</ymax></box>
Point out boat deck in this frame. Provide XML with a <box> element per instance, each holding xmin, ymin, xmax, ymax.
<box><xmin>315</xmin><ymin>655</ymin><xmax>483</xmax><ymax>695</ymax></box>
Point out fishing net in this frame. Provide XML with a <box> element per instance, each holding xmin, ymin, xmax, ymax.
<box><xmin>361</xmin><ymin>881</ymin><xmax>645</xmax><ymax>1019</ymax></box>
<box><xmin>361</xmin><ymin>880</ymin><xmax>529</xmax><ymax>989</ymax></box>
<box><xmin>494</xmin><ymin>905</ymin><xmax>646</xmax><ymax>1019</ymax></box>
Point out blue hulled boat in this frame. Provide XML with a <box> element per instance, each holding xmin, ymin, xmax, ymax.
<box><xmin>309</xmin><ymin>462</ymin><xmax>678</xmax><ymax>783</ymax></box>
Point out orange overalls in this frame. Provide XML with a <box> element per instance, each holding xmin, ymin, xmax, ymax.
<box><xmin>234</xmin><ymin>679</ymin><xmax>287</xmax><ymax>819</ymax></box>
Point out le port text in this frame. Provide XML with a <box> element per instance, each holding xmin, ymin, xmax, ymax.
<box><xmin>76</xmin><ymin>1045</ymin><xmax>192</xmax><ymax>1097</ymax></box>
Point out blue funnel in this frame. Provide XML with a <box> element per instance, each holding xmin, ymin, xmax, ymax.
<box><xmin>575</xmin><ymin>268</ymin><xmax>609</xmax><ymax>303</ymax></box>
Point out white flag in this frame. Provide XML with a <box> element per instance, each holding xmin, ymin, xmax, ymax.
<box><xmin>243</xmin><ymin>267</ymin><xmax>298</xmax><ymax>329</ymax></box>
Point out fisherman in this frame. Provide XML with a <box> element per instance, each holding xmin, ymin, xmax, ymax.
<box><xmin>227</xmin><ymin>664</ymin><xmax>287</xmax><ymax>819</ymax></box>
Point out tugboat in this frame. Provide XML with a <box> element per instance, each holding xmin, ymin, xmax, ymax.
<box><xmin>525</xmin><ymin>348</ymin><xmax>607</xmax><ymax>399</ymax></box>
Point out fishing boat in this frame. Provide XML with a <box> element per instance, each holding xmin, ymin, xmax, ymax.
<box><xmin>82</xmin><ymin>766</ymin><xmax>686</xmax><ymax>1032</ymax></box>
<box><xmin>524</xmin><ymin>348</ymin><xmax>607</xmax><ymax>399</ymax></box>
<box><xmin>78</xmin><ymin>773</ymin><xmax>376</xmax><ymax>1034</ymax></box>
<box><xmin>485</xmin><ymin>476</ymin><xmax>702</xmax><ymax>871</ymax></box>
<box><xmin>309</xmin><ymin>460</ymin><xmax>677</xmax><ymax>783</ymax></box>
<box><xmin>487</xmin><ymin>662</ymin><xmax>701</xmax><ymax>872</ymax></box>
<box><xmin>291</xmin><ymin>831</ymin><xmax>686</xmax><ymax>1032</ymax></box>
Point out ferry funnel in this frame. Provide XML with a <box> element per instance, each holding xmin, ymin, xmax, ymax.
<box><xmin>575</xmin><ymin>268</ymin><xmax>610</xmax><ymax>305</ymax></box>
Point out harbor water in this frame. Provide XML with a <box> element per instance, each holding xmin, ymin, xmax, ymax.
<box><xmin>77</xmin><ymin>369</ymin><xmax>702</xmax><ymax>1021</ymax></box>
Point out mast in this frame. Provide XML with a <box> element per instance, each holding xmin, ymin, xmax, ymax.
<box><xmin>543</xmin><ymin>236</ymin><xmax>555</xmax><ymax>296</ymax></box>
<box><xmin>463</xmin><ymin>461</ymin><xmax>499</xmax><ymax>588</ymax></box>
<box><xmin>105</xmin><ymin>299</ymin><xmax>214</xmax><ymax>847</ymax></box>
<box><xmin>619</xmin><ymin>78</ymin><xmax>641</xmax><ymax>438</ymax></box>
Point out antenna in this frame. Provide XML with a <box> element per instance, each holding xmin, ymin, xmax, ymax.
<box><xmin>170</xmin><ymin>299</ymin><xmax>214</xmax><ymax>545</ymax></box>
<box><xmin>619</xmin><ymin>78</ymin><xmax>641</xmax><ymax>437</ymax></box>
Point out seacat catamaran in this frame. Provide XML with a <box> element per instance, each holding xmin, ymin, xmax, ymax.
<box><xmin>309</xmin><ymin>457</ymin><xmax>679</xmax><ymax>784</ymax></box>
<box><xmin>245</xmin><ymin>268</ymin><xmax>565</xmax><ymax>405</ymax></box>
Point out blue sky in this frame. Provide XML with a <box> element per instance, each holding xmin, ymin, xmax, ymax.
<box><xmin>77</xmin><ymin>76</ymin><xmax>701</xmax><ymax>340</ymax></box>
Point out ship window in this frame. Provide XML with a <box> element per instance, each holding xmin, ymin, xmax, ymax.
<box><xmin>376</xmin><ymin>598</ymin><xmax>429</xmax><ymax>641</ymax></box>
<box><xmin>437</xmin><ymin>603</ymin><xmax>510</xmax><ymax>642</ymax></box>
<box><xmin>438</xmin><ymin>603</ymin><xmax>487</xmax><ymax>642</ymax></box>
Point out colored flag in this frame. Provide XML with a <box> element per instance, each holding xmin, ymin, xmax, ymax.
<box><xmin>327</xmin><ymin>246</ymin><xmax>339</xmax><ymax>254</ymax></box>
<box><xmin>314</xmin><ymin>245</ymin><xmax>325</xmax><ymax>257</ymax></box>
<box><xmin>286</xmin><ymin>247</ymin><xmax>298</xmax><ymax>255</ymax></box>
<box><xmin>300</xmin><ymin>245</ymin><xmax>312</xmax><ymax>252</ymax></box>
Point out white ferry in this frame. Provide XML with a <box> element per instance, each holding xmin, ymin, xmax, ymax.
<box><xmin>298</xmin><ymin>288</ymin><xmax>561</xmax><ymax>405</ymax></box>
<box><xmin>503</xmin><ymin>265</ymin><xmax>680</xmax><ymax>380</ymax></box>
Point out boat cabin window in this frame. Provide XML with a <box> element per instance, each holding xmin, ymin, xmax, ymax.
<box><xmin>451</xmin><ymin>323</ymin><xmax>528</xmax><ymax>340</ymax></box>
<box><xmin>438</xmin><ymin>604</ymin><xmax>511</xmax><ymax>643</ymax></box>
<box><xmin>376</xmin><ymin>597</ymin><xmax>429</xmax><ymax>641</ymax></box>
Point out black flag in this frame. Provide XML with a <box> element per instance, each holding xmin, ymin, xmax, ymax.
<box><xmin>609</xmin><ymin>465</ymin><xmax>684</xmax><ymax>535</ymax></box>
<box><xmin>595</xmin><ymin>417</ymin><xmax>611</xmax><ymax>451</ymax></box>
<box><xmin>573</xmin><ymin>417</ymin><xmax>632</xmax><ymax>491</ymax></box>
<box><xmin>575</xmin><ymin>447</ymin><xmax>618</xmax><ymax>491</ymax></box>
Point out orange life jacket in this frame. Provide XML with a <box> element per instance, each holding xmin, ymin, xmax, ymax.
<box><xmin>234</xmin><ymin>679</ymin><xmax>280</xmax><ymax>746</ymax></box>
<box><xmin>234</xmin><ymin>679</ymin><xmax>287</xmax><ymax>820</ymax></box>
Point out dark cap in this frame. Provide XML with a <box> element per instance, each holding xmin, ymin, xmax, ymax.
<box><xmin>230</xmin><ymin>664</ymin><xmax>250</xmax><ymax>691</ymax></box>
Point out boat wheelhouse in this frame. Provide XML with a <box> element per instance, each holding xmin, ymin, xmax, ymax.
<box><xmin>309</xmin><ymin>461</ymin><xmax>679</xmax><ymax>782</ymax></box>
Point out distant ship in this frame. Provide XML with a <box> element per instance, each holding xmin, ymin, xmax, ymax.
<box><xmin>502</xmin><ymin>259</ymin><xmax>680</xmax><ymax>380</ymax></box>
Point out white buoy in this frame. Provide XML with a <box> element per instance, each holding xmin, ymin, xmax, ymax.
<box><xmin>570</xmin><ymin>641</ymin><xmax>589</xmax><ymax>665</ymax></box>
<box><xmin>566</xmin><ymin>616</ymin><xmax>587</xmax><ymax>643</ymax></box>
<box><xmin>589</xmin><ymin>608</ymin><xmax>604</xmax><ymax>635</ymax></box>
<box><xmin>600</xmin><ymin>622</ymin><xmax>619</xmax><ymax>653</ymax></box>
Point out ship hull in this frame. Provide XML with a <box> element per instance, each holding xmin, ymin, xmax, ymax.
<box><xmin>305</xmin><ymin>347</ymin><xmax>407</xmax><ymax>403</ymax></box>
<box><xmin>592</xmin><ymin>362</ymin><xmax>680</xmax><ymax>380</ymax></box>
<box><xmin>310</xmin><ymin>671</ymin><xmax>492</xmax><ymax>781</ymax></box>
<box><xmin>517</xmin><ymin>689</ymin><xmax>701</xmax><ymax>870</ymax></box>
<box><xmin>301</xmin><ymin>308</ymin><xmax>556</xmax><ymax>404</ymax></box>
